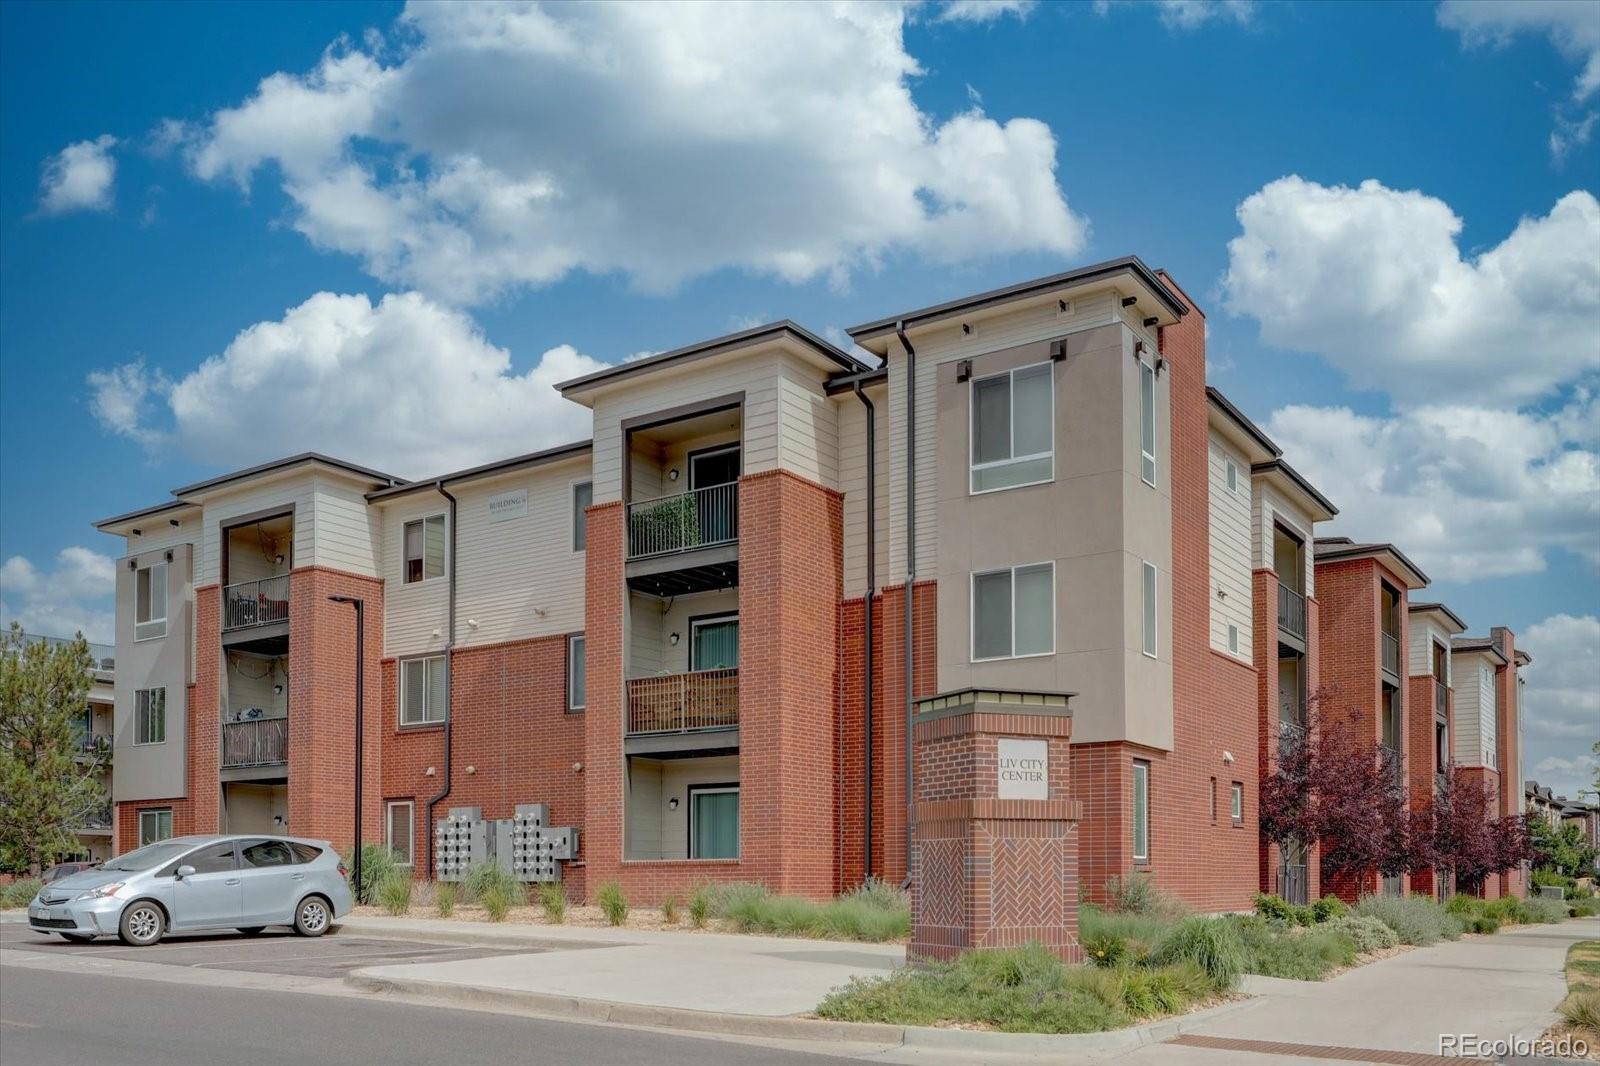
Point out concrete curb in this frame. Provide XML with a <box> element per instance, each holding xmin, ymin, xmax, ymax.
<box><xmin>343</xmin><ymin>968</ymin><xmax>1257</xmax><ymax>1052</ymax></box>
<box><xmin>334</xmin><ymin>922</ymin><xmax>621</xmax><ymax>953</ymax></box>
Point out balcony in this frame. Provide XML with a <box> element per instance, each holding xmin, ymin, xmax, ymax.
<box><xmin>224</xmin><ymin>575</ymin><xmax>290</xmax><ymax>632</ymax></box>
<box><xmin>1381</xmin><ymin>630</ymin><xmax>1401</xmax><ymax>677</ymax></box>
<box><xmin>222</xmin><ymin>717</ymin><xmax>288</xmax><ymax>769</ymax></box>
<box><xmin>1435</xmin><ymin>679</ymin><xmax>1448</xmax><ymax>717</ymax></box>
<box><xmin>627</xmin><ymin>483</ymin><xmax>738</xmax><ymax>560</ymax></box>
<box><xmin>1379</xmin><ymin>744</ymin><xmax>1404</xmax><ymax>788</ymax></box>
<box><xmin>77</xmin><ymin>804</ymin><xmax>113</xmax><ymax>833</ymax></box>
<box><xmin>626</xmin><ymin>668</ymin><xmax>738</xmax><ymax>735</ymax></box>
<box><xmin>1277</xmin><ymin>585</ymin><xmax>1306</xmax><ymax>642</ymax></box>
<box><xmin>1278</xmin><ymin>718</ymin><xmax>1307</xmax><ymax>758</ymax></box>
<box><xmin>74</xmin><ymin>734</ymin><xmax>111</xmax><ymax>759</ymax></box>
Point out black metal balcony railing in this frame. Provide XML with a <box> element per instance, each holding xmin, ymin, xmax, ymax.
<box><xmin>1278</xmin><ymin>718</ymin><xmax>1307</xmax><ymax>757</ymax></box>
<box><xmin>224</xmin><ymin>575</ymin><xmax>290</xmax><ymax>631</ymax></box>
<box><xmin>1381</xmin><ymin>631</ymin><xmax>1401</xmax><ymax>676</ymax></box>
<box><xmin>222</xmin><ymin>717</ymin><xmax>289</xmax><ymax>768</ymax></box>
<box><xmin>1277</xmin><ymin>584</ymin><xmax>1306</xmax><ymax>640</ymax></box>
<box><xmin>75</xmin><ymin>734</ymin><xmax>111</xmax><ymax>757</ymax></box>
<box><xmin>626</xmin><ymin>668</ymin><xmax>738</xmax><ymax>734</ymax></box>
<box><xmin>1435</xmin><ymin>679</ymin><xmax>1448</xmax><ymax>717</ymax></box>
<box><xmin>80</xmin><ymin>804</ymin><xmax>112</xmax><ymax>830</ymax></box>
<box><xmin>626</xmin><ymin>483</ymin><xmax>738</xmax><ymax>560</ymax></box>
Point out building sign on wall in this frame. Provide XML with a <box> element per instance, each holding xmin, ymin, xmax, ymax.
<box><xmin>488</xmin><ymin>489</ymin><xmax>528</xmax><ymax>522</ymax></box>
<box><xmin>996</xmin><ymin>738</ymin><xmax>1048</xmax><ymax>800</ymax></box>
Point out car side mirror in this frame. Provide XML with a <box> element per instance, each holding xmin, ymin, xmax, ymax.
<box><xmin>175</xmin><ymin>865</ymin><xmax>196</xmax><ymax>880</ymax></box>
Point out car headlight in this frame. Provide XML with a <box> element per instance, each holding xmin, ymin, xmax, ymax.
<box><xmin>75</xmin><ymin>883</ymin><xmax>125</xmax><ymax>900</ymax></box>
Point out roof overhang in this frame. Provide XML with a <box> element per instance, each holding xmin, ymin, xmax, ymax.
<box><xmin>172</xmin><ymin>452</ymin><xmax>403</xmax><ymax>502</ymax></box>
<box><xmin>1515</xmin><ymin>649</ymin><xmax>1533</xmax><ymax>666</ymax></box>
<box><xmin>1314</xmin><ymin>541</ymin><xmax>1429</xmax><ymax>589</ymax></box>
<box><xmin>557</xmin><ymin>321</ymin><xmax>864</xmax><ymax>407</ymax></box>
<box><xmin>824</xmin><ymin>365</ymin><xmax>889</xmax><ymax>397</ymax></box>
<box><xmin>1252</xmin><ymin>459</ymin><xmax>1338</xmax><ymax>522</ymax></box>
<box><xmin>1407</xmin><ymin>601</ymin><xmax>1468</xmax><ymax>635</ymax></box>
<box><xmin>1450</xmin><ymin>638</ymin><xmax>1509</xmax><ymax>666</ymax></box>
<box><xmin>367</xmin><ymin>440</ymin><xmax>592</xmax><ymax>503</ymax></box>
<box><xmin>847</xmin><ymin>256</ymin><xmax>1185</xmax><ymax>356</ymax></box>
<box><xmin>94</xmin><ymin>499</ymin><xmax>203</xmax><ymax>536</ymax></box>
<box><xmin>1207</xmin><ymin>388</ymin><xmax>1280</xmax><ymax>463</ymax></box>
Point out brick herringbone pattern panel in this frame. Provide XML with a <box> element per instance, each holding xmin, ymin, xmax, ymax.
<box><xmin>918</xmin><ymin>838</ymin><xmax>965</xmax><ymax>929</ymax></box>
<box><xmin>992</xmin><ymin>837</ymin><xmax>1062</xmax><ymax>928</ymax></box>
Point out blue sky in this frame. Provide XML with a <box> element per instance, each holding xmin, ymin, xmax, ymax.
<box><xmin>1</xmin><ymin>0</ymin><xmax>1595</xmax><ymax>794</ymax></box>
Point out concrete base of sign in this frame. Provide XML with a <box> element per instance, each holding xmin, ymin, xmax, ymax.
<box><xmin>909</xmin><ymin>689</ymin><xmax>1082</xmax><ymax>964</ymax></box>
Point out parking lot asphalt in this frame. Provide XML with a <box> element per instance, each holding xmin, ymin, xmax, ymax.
<box><xmin>0</xmin><ymin>920</ymin><xmax>531</xmax><ymax>980</ymax></box>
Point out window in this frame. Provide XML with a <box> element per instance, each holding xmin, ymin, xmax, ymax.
<box><xmin>1231</xmin><ymin>782</ymin><xmax>1243</xmax><ymax>824</ymax></box>
<box><xmin>1210</xmin><ymin>777</ymin><xmax>1218</xmax><ymax>823</ymax></box>
<box><xmin>386</xmin><ymin>801</ymin><xmax>415</xmax><ymax>866</ymax></box>
<box><xmin>1435</xmin><ymin>721</ymin><xmax>1448</xmax><ymax>773</ymax></box>
<box><xmin>572</xmin><ymin>481</ymin><xmax>593</xmax><ymax>551</ymax></box>
<box><xmin>691</xmin><ymin>614</ymin><xmax>739</xmax><ymax>671</ymax></box>
<box><xmin>403</xmin><ymin>515</ymin><xmax>446</xmax><ymax>583</ymax></box>
<box><xmin>135</xmin><ymin>561</ymin><xmax>168</xmax><ymax>641</ymax></box>
<box><xmin>138</xmin><ymin>808</ymin><xmax>172</xmax><ymax>846</ymax></box>
<box><xmin>567</xmin><ymin>635</ymin><xmax>586</xmax><ymax>712</ymax></box>
<box><xmin>400</xmin><ymin>655</ymin><xmax>447</xmax><ymax>726</ymax></box>
<box><xmin>971</xmin><ymin>562</ymin><xmax>1054</xmax><ymax>661</ymax></box>
<box><xmin>1141</xmin><ymin>561</ymin><xmax>1158</xmax><ymax>658</ymax></box>
<box><xmin>184</xmin><ymin>842</ymin><xmax>238</xmax><ymax>874</ymax></box>
<box><xmin>970</xmin><ymin>361</ymin><xmax>1053</xmax><ymax>493</ymax></box>
<box><xmin>689</xmin><ymin>785</ymin><xmax>740</xmax><ymax>859</ymax></box>
<box><xmin>1228</xmin><ymin>624</ymin><xmax>1239</xmax><ymax>654</ymax></box>
<box><xmin>289</xmin><ymin>842</ymin><xmax>323</xmax><ymax>864</ymax></box>
<box><xmin>1225</xmin><ymin>458</ymin><xmax>1238</xmax><ymax>493</ymax></box>
<box><xmin>135</xmin><ymin>688</ymin><xmax>166</xmax><ymax>745</ymax></box>
<box><xmin>1132</xmin><ymin>761</ymin><xmax>1150</xmax><ymax>863</ymax></box>
<box><xmin>240</xmin><ymin>839</ymin><xmax>295</xmax><ymax>868</ymax></box>
<box><xmin>1139</xmin><ymin>357</ymin><xmax>1156</xmax><ymax>486</ymax></box>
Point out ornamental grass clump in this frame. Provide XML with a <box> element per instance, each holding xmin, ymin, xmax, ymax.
<box><xmin>1354</xmin><ymin>894</ymin><xmax>1462</xmax><ymax>946</ymax></box>
<box><xmin>376</xmin><ymin>870</ymin><xmax>413</xmax><ymax>916</ymax></box>
<box><xmin>461</xmin><ymin>861</ymin><xmax>521</xmax><ymax>905</ymax></box>
<box><xmin>434</xmin><ymin>882</ymin><xmax>456</xmax><ymax>918</ymax></box>
<box><xmin>598</xmin><ymin>880</ymin><xmax>629</xmax><ymax>926</ymax></box>
<box><xmin>688</xmin><ymin>884</ymin><xmax>712</xmax><ymax>928</ymax></box>
<box><xmin>1150</xmin><ymin>916</ymin><xmax>1247</xmax><ymax>991</ymax></box>
<box><xmin>536</xmin><ymin>881</ymin><xmax>567</xmax><ymax>924</ymax></box>
<box><xmin>0</xmin><ymin>878</ymin><xmax>42</xmax><ymax>909</ymax></box>
<box><xmin>1322</xmin><ymin>915</ymin><xmax>1399</xmax><ymax>952</ymax></box>
<box><xmin>480</xmin><ymin>880</ymin><xmax>517</xmax><ymax>922</ymax></box>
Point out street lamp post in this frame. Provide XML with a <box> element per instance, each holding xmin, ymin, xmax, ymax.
<box><xmin>328</xmin><ymin>595</ymin><xmax>365</xmax><ymax>902</ymax></box>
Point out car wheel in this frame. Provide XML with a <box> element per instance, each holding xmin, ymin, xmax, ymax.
<box><xmin>59</xmin><ymin>933</ymin><xmax>96</xmax><ymax>944</ymax></box>
<box><xmin>118</xmin><ymin>901</ymin><xmax>165</xmax><ymax>947</ymax></box>
<box><xmin>293</xmin><ymin>896</ymin><xmax>331</xmax><ymax>937</ymax></box>
<box><xmin>237</xmin><ymin>926</ymin><xmax>266</xmax><ymax>936</ymax></box>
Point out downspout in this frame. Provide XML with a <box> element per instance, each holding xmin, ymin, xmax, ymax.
<box><xmin>424</xmin><ymin>481</ymin><xmax>458</xmax><ymax>880</ymax></box>
<box><xmin>895</xmin><ymin>321</ymin><xmax>916</xmax><ymax>890</ymax></box>
<box><xmin>853</xmin><ymin>380</ymin><xmax>876</xmax><ymax>881</ymax></box>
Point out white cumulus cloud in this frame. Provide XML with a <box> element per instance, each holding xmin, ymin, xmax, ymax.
<box><xmin>936</xmin><ymin>0</ymin><xmax>1037</xmax><ymax>23</ymax></box>
<box><xmin>1438</xmin><ymin>0</ymin><xmax>1600</xmax><ymax>102</ymax></box>
<box><xmin>37</xmin><ymin>134</ymin><xmax>119</xmax><ymax>215</ymax></box>
<box><xmin>1223</xmin><ymin>177</ymin><xmax>1600</xmax><ymax>405</ymax></box>
<box><xmin>90</xmin><ymin>290</ymin><xmax>605</xmax><ymax>477</ymax></box>
<box><xmin>182</xmin><ymin>1</ymin><xmax>1085</xmax><ymax>304</ymax></box>
<box><xmin>0</xmin><ymin>548</ymin><xmax>117</xmax><ymax>644</ymax></box>
<box><xmin>1093</xmin><ymin>0</ymin><xmax>1256</xmax><ymax>30</ymax></box>
<box><xmin>1521</xmin><ymin>613</ymin><xmax>1600</xmax><ymax>801</ymax></box>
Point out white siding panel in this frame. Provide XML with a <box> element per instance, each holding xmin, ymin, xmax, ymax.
<box><xmin>1452</xmin><ymin>653</ymin><xmax>1498</xmax><ymax>767</ymax></box>
<box><xmin>838</xmin><ymin>385</ymin><xmax>891</xmax><ymax>598</ymax></box>
<box><xmin>380</xmin><ymin>493</ymin><xmax>451</xmax><ymax>659</ymax></box>
<box><xmin>1408</xmin><ymin>617</ymin><xmax>1452</xmax><ymax>682</ymax></box>
<box><xmin>197</xmin><ymin>481</ymin><xmax>315</xmax><ymax>587</ymax></box>
<box><xmin>125</xmin><ymin>514</ymin><xmax>201</xmax><ymax>557</ymax></box>
<box><xmin>311</xmin><ymin>477</ymin><xmax>380</xmax><ymax>578</ymax></box>
<box><xmin>1208</xmin><ymin>431</ymin><xmax>1253</xmax><ymax>660</ymax></box>
<box><xmin>1252</xmin><ymin>483</ymin><xmax>1317</xmax><ymax>598</ymax></box>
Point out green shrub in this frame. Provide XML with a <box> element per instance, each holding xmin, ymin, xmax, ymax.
<box><xmin>1311</xmin><ymin>896</ymin><xmax>1349</xmax><ymax>923</ymax></box>
<box><xmin>1533</xmin><ymin>868</ymin><xmax>1577</xmax><ymax>891</ymax></box>
<box><xmin>708</xmin><ymin>881</ymin><xmax>770</xmax><ymax>917</ymax></box>
<box><xmin>376</xmin><ymin>871</ymin><xmax>413</xmax><ymax>916</ymax></box>
<box><xmin>1522</xmin><ymin>897</ymin><xmax>1571</xmax><ymax>924</ymax></box>
<box><xmin>1570</xmin><ymin>898</ymin><xmax>1600</xmax><ymax>918</ymax></box>
<box><xmin>481</xmin><ymin>880</ymin><xmax>516</xmax><ymax>921</ymax></box>
<box><xmin>461</xmin><ymin>862</ymin><xmax>521</xmax><ymax>904</ymax></box>
<box><xmin>1078</xmin><ymin>903</ymin><xmax>1166</xmax><ymax>960</ymax></box>
<box><xmin>1323</xmin><ymin>915</ymin><xmax>1399</xmax><ymax>952</ymax></box>
<box><xmin>661</xmin><ymin>896</ymin><xmax>680</xmax><ymax>924</ymax></box>
<box><xmin>1229</xmin><ymin>916</ymin><xmax>1355</xmax><ymax>980</ymax></box>
<box><xmin>1151</xmin><ymin>916</ymin><xmax>1246</xmax><ymax>990</ymax></box>
<box><xmin>1105</xmin><ymin>874</ymin><xmax>1169</xmax><ymax>915</ymax></box>
<box><xmin>1483</xmin><ymin>896</ymin><xmax>1528</xmax><ymax>924</ymax></box>
<box><xmin>1354</xmin><ymin>894</ymin><xmax>1462</xmax><ymax>946</ymax></box>
<box><xmin>1082</xmin><ymin>930</ymin><xmax>1132</xmax><ymax>968</ymax></box>
<box><xmin>1563</xmin><ymin>989</ymin><xmax>1600</xmax><ymax>1034</ymax></box>
<box><xmin>0</xmin><ymin>878</ymin><xmax>43</xmax><ymax>909</ymax></box>
<box><xmin>1254</xmin><ymin>893</ymin><xmax>1296</xmax><ymax>924</ymax></box>
<box><xmin>1445</xmin><ymin>894</ymin><xmax>1481</xmax><ymax>916</ymax></box>
<box><xmin>1466</xmin><ymin>915</ymin><xmax>1502</xmax><ymax>934</ymax></box>
<box><xmin>598</xmin><ymin>880</ymin><xmax>629</xmax><ymax>926</ymax></box>
<box><xmin>435</xmin><ymin>882</ymin><xmax>456</xmax><ymax>918</ymax></box>
<box><xmin>536</xmin><ymin>882</ymin><xmax>566</xmax><ymax>924</ymax></box>
<box><xmin>688</xmin><ymin>884</ymin><xmax>712</xmax><ymax>928</ymax></box>
<box><xmin>341</xmin><ymin>844</ymin><xmax>399</xmax><ymax>904</ymax></box>
<box><xmin>712</xmin><ymin>881</ymin><xmax>910</xmax><ymax>942</ymax></box>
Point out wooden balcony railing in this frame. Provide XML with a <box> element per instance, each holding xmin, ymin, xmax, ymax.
<box><xmin>1277</xmin><ymin>584</ymin><xmax>1306</xmax><ymax>641</ymax></box>
<box><xmin>626</xmin><ymin>483</ymin><xmax>738</xmax><ymax>560</ymax></box>
<box><xmin>626</xmin><ymin>668</ymin><xmax>738</xmax><ymax>735</ymax></box>
<box><xmin>222</xmin><ymin>717</ymin><xmax>288</xmax><ymax>768</ymax></box>
<box><xmin>224</xmin><ymin>575</ymin><xmax>290</xmax><ymax>631</ymax></box>
<box><xmin>1381</xmin><ymin>631</ymin><xmax>1401</xmax><ymax>676</ymax></box>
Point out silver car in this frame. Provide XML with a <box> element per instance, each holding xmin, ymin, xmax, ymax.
<box><xmin>26</xmin><ymin>834</ymin><xmax>353</xmax><ymax>946</ymax></box>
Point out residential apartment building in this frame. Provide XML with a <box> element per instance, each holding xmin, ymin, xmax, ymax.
<box><xmin>1449</xmin><ymin>629</ymin><xmax>1531</xmax><ymax>898</ymax></box>
<box><xmin>1405</xmin><ymin>602</ymin><xmax>1467</xmax><ymax>898</ymax></box>
<box><xmin>91</xmin><ymin>255</ymin><xmax>1528</xmax><ymax>908</ymax></box>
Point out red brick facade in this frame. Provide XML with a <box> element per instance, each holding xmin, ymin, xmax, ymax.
<box><xmin>1406</xmin><ymin>674</ymin><xmax>1448</xmax><ymax>897</ymax></box>
<box><xmin>1254</xmin><ymin>567</ymin><xmax>1323</xmax><ymax>903</ymax></box>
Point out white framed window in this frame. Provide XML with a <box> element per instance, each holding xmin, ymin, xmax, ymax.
<box><xmin>135</xmin><ymin>688</ymin><xmax>166</xmax><ymax>745</ymax></box>
<box><xmin>386</xmin><ymin>800</ymin><xmax>415</xmax><ymax>866</ymax></box>
<box><xmin>138</xmin><ymin>808</ymin><xmax>172</xmax><ymax>846</ymax></box>
<box><xmin>567</xmin><ymin>634</ymin><xmax>586</xmax><ymax>712</ymax></box>
<box><xmin>1132</xmin><ymin>760</ymin><xmax>1150</xmax><ymax>863</ymax></box>
<box><xmin>970</xmin><ymin>361</ymin><xmax>1054</xmax><ymax>494</ymax></box>
<box><xmin>400</xmin><ymin>655</ymin><xmax>447</xmax><ymax>726</ymax></box>
<box><xmin>135</xmin><ymin>561</ymin><xmax>168</xmax><ymax>641</ymax></box>
<box><xmin>1139</xmin><ymin>357</ymin><xmax>1157</xmax><ymax>487</ymax></box>
<box><xmin>971</xmin><ymin>561</ymin><xmax>1055</xmax><ymax>661</ymax></box>
<box><xmin>1227</xmin><ymin>624</ymin><xmax>1239</xmax><ymax>654</ymax></box>
<box><xmin>572</xmin><ymin>481</ymin><xmax>593</xmax><ymax>552</ymax></box>
<box><xmin>1231</xmin><ymin>782</ymin><xmax>1243</xmax><ymax>824</ymax></box>
<box><xmin>403</xmin><ymin>515</ymin><xmax>446</xmax><ymax>584</ymax></box>
<box><xmin>1225</xmin><ymin>458</ymin><xmax>1238</xmax><ymax>493</ymax></box>
<box><xmin>1141</xmin><ymin>561</ymin><xmax>1158</xmax><ymax>658</ymax></box>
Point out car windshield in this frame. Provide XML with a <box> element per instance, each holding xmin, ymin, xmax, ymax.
<box><xmin>101</xmin><ymin>841</ymin><xmax>197</xmax><ymax>872</ymax></box>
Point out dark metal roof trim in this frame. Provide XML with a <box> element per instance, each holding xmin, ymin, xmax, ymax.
<box><xmin>1407</xmin><ymin>601</ymin><xmax>1468</xmax><ymax>632</ymax></box>
<box><xmin>1208</xmin><ymin>387</ymin><xmax>1281</xmax><ymax>458</ymax></box>
<box><xmin>1251</xmin><ymin>458</ymin><xmax>1339</xmax><ymax>517</ymax></box>
<box><xmin>93</xmin><ymin>498</ymin><xmax>198</xmax><ymax>531</ymax></box>
<box><xmin>171</xmin><ymin>452</ymin><xmax>403</xmax><ymax>498</ymax></box>
<box><xmin>367</xmin><ymin>440</ymin><xmax>593</xmax><ymax>501</ymax></box>
<box><xmin>1450</xmin><ymin>636</ymin><xmax>1509</xmax><ymax>665</ymax></box>
<box><xmin>846</xmin><ymin>256</ymin><xmax>1186</xmax><ymax>341</ymax></box>
<box><xmin>824</xmin><ymin>365</ymin><xmax>889</xmax><ymax>396</ymax></box>
<box><xmin>1313</xmin><ymin>539</ymin><xmax>1430</xmax><ymax>587</ymax></box>
<box><xmin>556</xmin><ymin>320</ymin><xmax>865</xmax><ymax>395</ymax></box>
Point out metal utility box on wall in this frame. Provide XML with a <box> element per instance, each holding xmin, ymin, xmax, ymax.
<box><xmin>432</xmin><ymin>802</ymin><xmax>580</xmax><ymax>884</ymax></box>
<box><xmin>434</xmin><ymin>806</ymin><xmax>488</xmax><ymax>882</ymax></box>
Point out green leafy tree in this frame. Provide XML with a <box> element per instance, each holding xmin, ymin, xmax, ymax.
<box><xmin>0</xmin><ymin>625</ymin><xmax>109</xmax><ymax>874</ymax></box>
<box><xmin>1530</xmin><ymin>816</ymin><xmax>1599</xmax><ymax>880</ymax></box>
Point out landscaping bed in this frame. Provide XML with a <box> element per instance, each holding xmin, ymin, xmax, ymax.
<box><xmin>1543</xmin><ymin>939</ymin><xmax>1600</xmax><ymax>1061</ymax></box>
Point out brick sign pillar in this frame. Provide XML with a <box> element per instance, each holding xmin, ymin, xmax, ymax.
<box><xmin>910</xmin><ymin>689</ymin><xmax>1082</xmax><ymax>964</ymax></box>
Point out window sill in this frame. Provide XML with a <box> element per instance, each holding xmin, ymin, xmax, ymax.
<box><xmin>396</xmin><ymin>722</ymin><xmax>446</xmax><ymax>733</ymax></box>
<box><xmin>968</xmin><ymin>475</ymin><xmax>1055</xmax><ymax>498</ymax></box>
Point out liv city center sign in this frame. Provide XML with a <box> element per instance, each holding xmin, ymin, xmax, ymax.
<box><xmin>996</xmin><ymin>738</ymin><xmax>1048</xmax><ymax>800</ymax></box>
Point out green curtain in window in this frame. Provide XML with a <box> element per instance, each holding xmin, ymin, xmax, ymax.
<box><xmin>692</xmin><ymin>619</ymin><xmax>738</xmax><ymax>671</ymax></box>
<box><xmin>692</xmin><ymin>790</ymin><xmax>739</xmax><ymax>858</ymax></box>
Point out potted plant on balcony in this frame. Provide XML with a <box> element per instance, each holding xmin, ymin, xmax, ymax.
<box><xmin>630</xmin><ymin>492</ymin><xmax>700</xmax><ymax>555</ymax></box>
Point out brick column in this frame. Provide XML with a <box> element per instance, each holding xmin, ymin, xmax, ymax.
<box><xmin>910</xmin><ymin>691</ymin><xmax>1081</xmax><ymax>964</ymax></box>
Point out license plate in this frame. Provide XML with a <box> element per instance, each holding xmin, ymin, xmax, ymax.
<box><xmin>27</xmin><ymin>906</ymin><xmax>43</xmax><ymax>920</ymax></box>
<box><xmin>50</xmin><ymin>908</ymin><xmax>69</xmax><ymax>921</ymax></box>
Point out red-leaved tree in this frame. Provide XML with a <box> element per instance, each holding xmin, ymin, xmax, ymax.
<box><xmin>1422</xmin><ymin>767</ymin><xmax>1534</xmax><ymax>893</ymax></box>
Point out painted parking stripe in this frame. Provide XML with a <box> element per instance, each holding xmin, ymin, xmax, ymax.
<box><xmin>1167</xmin><ymin>1035</ymin><xmax>1494</xmax><ymax>1066</ymax></box>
